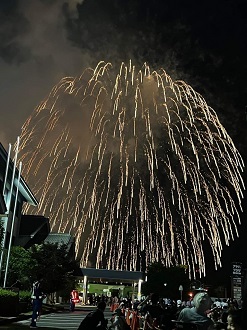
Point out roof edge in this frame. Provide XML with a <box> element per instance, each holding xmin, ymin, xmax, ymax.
<box><xmin>0</xmin><ymin>142</ymin><xmax>38</xmax><ymax>206</ymax></box>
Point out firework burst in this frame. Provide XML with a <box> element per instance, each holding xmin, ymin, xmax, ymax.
<box><xmin>19</xmin><ymin>61</ymin><xmax>245</xmax><ymax>277</ymax></box>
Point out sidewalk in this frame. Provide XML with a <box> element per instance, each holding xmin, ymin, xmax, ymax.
<box><xmin>0</xmin><ymin>303</ymin><xmax>98</xmax><ymax>326</ymax></box>
<box><xmin>0</xmin><ymin>313</ymin><xmax>31</xmax><ymax>326</ymax></box>
<box><xmin>0</xmin><ymin>303</ymin><xmax>66</xmax><ymax>326</ymax></box>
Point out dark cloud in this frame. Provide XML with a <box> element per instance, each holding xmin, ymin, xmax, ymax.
<box><xmin>0</xmin><ymin>0</ymin><xmax>86</xmax><ymax>145</ymax></box>
<box><xmin>0</xmin><ymin>0</ymin><xmax>176</xmax><ymax>145</ymax></box>
<box><xmin>0</xmin><ymin>8</ymin><xmax>30</xmax><ymax>64</ymax></box>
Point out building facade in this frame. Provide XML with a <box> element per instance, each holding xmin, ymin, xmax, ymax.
<box><xmin>0</xmin><ymin>142</ymin><xmax>74</xmax><ymax>256</ymax></box>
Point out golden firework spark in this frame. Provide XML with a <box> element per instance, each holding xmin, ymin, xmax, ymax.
<box><xmin>19</xmin><ymin>61</ymin><xmax>245</xmax><ymax>277</ymax></box>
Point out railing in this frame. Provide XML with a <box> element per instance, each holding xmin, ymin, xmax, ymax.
<box><xmin>110</xmin><ymin>304</ymin><xmax>201</xmax><ymax>329</ymax></box>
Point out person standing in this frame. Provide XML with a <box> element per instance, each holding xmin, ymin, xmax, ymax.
<box><xmin>30</xmin><ymin>279</ymin><xmax>45</xmax><ymax>329</ymax></box>
<box><xmin>70</xmin><ymin>289</ymin><xmax>80</xmax><ymax>311</ymax></box>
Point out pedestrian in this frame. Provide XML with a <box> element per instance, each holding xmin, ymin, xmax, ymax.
<box><xmin>70</xmin><ymin>289</ymin><xmax>79</xmax><ymax>312</ymax></box>
<box><xmin>30</xmin><ymin>279</ymin><xmax>45</xmax><ymax>329</ymax></box>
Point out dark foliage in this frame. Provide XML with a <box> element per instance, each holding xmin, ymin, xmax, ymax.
<box><xmin>142</xmin><ymin>261</ymin><xmax>190</xmax><ymax>299</ymax></box>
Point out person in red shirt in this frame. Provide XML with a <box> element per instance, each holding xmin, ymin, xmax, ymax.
<box><xmin>70</xmin><ymin>289</ymin><xmax>80</xmax><ymax>311</ymax></box>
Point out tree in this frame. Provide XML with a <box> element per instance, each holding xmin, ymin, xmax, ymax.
<box><xmin>6</xmin><ymin>242</ymin><xmax>79</xmax><ymax>297</ymax></box>
<box><xmin>29</xmin><ymin>242</ymin><xmax>78</xmax><ymax>296</ymax></box>
<box><xmin>142</xmin><ymin>262</ymin><xmax>190</xmax><ymax>300</ymax></box>
<box><xmin>5</xmin><ymin>245</ymin><xmax>36</xmax><ymax>289</ymax></box>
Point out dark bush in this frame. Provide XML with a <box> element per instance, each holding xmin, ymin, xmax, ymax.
<box><xmin>0</xmin><ymin>288</ymin><xmax>19</xmax><ymax>316</ymax></box>
<box><xmin>18</xmin><ymin>290</ymin><xmax>32</xmax><ymax>313</ymax></box>
<box><xmin>19</xmin><ymin>290</ymin><xmax>31</xmax><ymax>303</ymax></box>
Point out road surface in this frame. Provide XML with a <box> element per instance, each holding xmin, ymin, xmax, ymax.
<box><xmin>1</xmin><ymin>307</ymin><xmax>114</xmax><ymax>330</ymax></box>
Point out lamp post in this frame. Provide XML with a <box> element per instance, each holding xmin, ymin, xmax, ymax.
<box><xmin>179</xmin><ymin>285</ymin><xmax>183</xmax><ymax>301</ymax></box>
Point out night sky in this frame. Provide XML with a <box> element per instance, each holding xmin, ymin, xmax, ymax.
<box><xmin>0</xmin><ymin>0</ymin><xmax>246</xmax><ymax>286</ymax></box>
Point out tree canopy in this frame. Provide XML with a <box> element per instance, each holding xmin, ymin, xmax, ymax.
<box><xmin>5</xmin><ymin>245</ymin><xmax>35</xmax><ymax>289</ymax></box>
<box><xmin>29</xmin><ymin>242</ymin><xmax>78</xmax><ymax>294</ymax></box>
<box><xmin>142</xmin><ymin>262</ymin><xmax>190</xmax><ymax>300</ymax></box>
<box><xmin>5</xmin><ymin>242</ymin><xmax>79</xmax><ymax>294</ymax></box>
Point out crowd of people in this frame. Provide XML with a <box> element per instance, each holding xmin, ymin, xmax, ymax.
<box><xmin>28</xmin><ymin>279</ymin><xmax>244</xmax><ymax>329</ymax></box>
<box><xmin>75</xmin><ymin>292</ymin><xmax>244</xmax><ymax>330</ymax></box>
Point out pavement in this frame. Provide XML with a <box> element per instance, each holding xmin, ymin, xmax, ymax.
<box><xmin>0</xmin><ymin>303</ymin><xmax>96</xmax><ymax>326</ymax></box>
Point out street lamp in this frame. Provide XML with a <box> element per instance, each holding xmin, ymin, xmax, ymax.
<box><xmin>179</xmin><ymin>285</ymin><xmax>183</xmax><ymax>301</ymax></box>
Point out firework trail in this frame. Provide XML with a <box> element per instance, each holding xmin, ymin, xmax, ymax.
<box><xmin>19</xmin><ymin>61</ymin><xmax>245</xmax><ymax>277</ymax></box>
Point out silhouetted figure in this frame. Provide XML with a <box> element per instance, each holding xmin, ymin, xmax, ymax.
<box><xmin>138</xmin><ymin>293</ymin><xmax>166</xmax><ymax>328</ymax></box>
<box><xmin>30</xmin><ymin>279</ymin><xmax>45</xmax><ymax>329</ymax></box>
<box><xmin>227</xmin><ymin>309</ymin><xmax>243</xmax><ymax>330</ymax></box>
<box><xmin>77</xmin><ymin>301</ymin><xmax>108</xmax><ymax>330</ymax></box>
<box><xmin>177</xmin><ymin>292</ymin><xmax>214</xmax><ymax>330</ymax></box>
